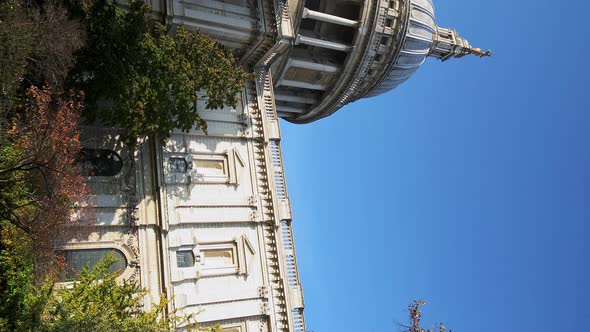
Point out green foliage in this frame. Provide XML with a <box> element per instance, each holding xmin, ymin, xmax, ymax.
<box><xmin>42</xmin><ymin>255</ymin><xmax>165</xmax><ymax>331</ymax></box>
<box><xmin>0</xmin><ymin>85</ymin><xmax>88</xmax><ymax>330</ymax></box>
<box><xmin>42</xmin><ymin>255</ymin><xmax>220</xmax><ymax>332</ymax></box>
<box><xmin>0</xmin><ymin>223</ymin><xmax>50</xmax><ymax>332</ymax></box>
<box><xmin>0</xmin><ymin>144</ymin><xmax>32</xmax><ymax>234</ymax></box>
<box><xmin>0</xmin><ymin>223</ymin><xmax>32</xmax><ymax>331</ymax></box>
<box><xmin>0</xmin><ymin>251</ymin><xmax>219</xmax><ymax>331</ymax></box>
<box><xmin>70</xmin><ymin>0</ymin><xmax>249</xmax><ymax>145</ymax></box>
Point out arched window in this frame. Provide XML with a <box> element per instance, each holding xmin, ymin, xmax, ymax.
<box><xmin>78</xmin><ymin>148</ymin><xmax>123</xmax><ymax>176</ymax></box>
<box><xmin>61</xmin><ymin>248</ymin><xmax>127</xmax><ymax>281</ymax></box>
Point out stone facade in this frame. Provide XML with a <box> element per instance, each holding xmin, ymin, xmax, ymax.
<box><xmin>75</xmin><ymin>75</ymin><xmax>305</xmax><ymax>331</ymax></box>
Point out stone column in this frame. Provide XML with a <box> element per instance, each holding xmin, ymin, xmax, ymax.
<box><xmin>302</xmin><ymin>7</ymin><xmax>359</xmax><ymax>27</ymax></box>
<box><xmin>275</xmin><ymin>93</ymin><xmax>317</xmax><ymax>104</ymax></box>
<box><xmin>279</xmin><ymin>79</ymin><xmax>328</xmax><ymax>91</ymax></box>
<box><xmin>288</xmin><ymin>58</ymin><xmax>340</xmax><ymax>73</ymax></box>
<box><xmin>295</xmin><ymin>35</ymin><xmax>352</xmax><ymax>52</ymax></box>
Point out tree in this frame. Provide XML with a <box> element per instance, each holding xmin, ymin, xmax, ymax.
<box><xmin>0</xmin><ymin>0</ymin><xmax>85</xmax><ymax>115</ymax></box>
<box><xmin>0</xmin><ymin>4</ymin><xmax>87</xmax><ymax>325</ymax></box>
<box><xmin>1</xmin><ymin>253</ymin><xmax>221</xmax><ymax>331</ymax></box>
<box><xmin>41</xmin><ymin>255</ymin><xmax>216</xmax><ymax>332</ymax></box>
<box><xmin>69</xmin><ymin>0</ymin><xmax>249</xmax><ymax>145</ymax></box>
<box><xmin>0</xmin><ymin>85</ymin><xmax>89</xmax><ymax>252</ymax></box>
<box><xmin>26</xmin><ymin>1</ymin><xmax>86</xmax><ymax>87</ymax></box>
<box><xmin>0</xmin><ymin>0</ymin><xmax>32</xmax><ymax>112</ymax></box>
<box><xmin>400</xmin><ymin>300</ymin><xmax>450</xmax><ymax>332</ymax></box>
<box><xmin>0</xmin><ymin>221</ymin><xmax>45</xmax><ymax>331</ymax></box>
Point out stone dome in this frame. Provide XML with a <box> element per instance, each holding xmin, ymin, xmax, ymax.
<box><xmin>363</xmin><ymin>0</ymin><xmax>435</xmax><ymax>98</ymax></box>
<box><xmin>271</xmin><ymin>0</ymin><xmax>489</xmax><ymax>124</ymax></box>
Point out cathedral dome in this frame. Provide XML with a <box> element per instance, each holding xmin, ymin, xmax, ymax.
<box><xmin>271</xmin><ymin>0</ymin><xmax>489</xmax><ymax>123</ymax></box>
<box><xmin>363</xmin><ymin>0</ymin><xmax>435</xmax><ymax>98</ymax></box>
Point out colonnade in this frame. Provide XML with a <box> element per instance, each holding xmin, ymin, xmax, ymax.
<box><xmin>275</xmin><ymin>5</ymin><xmax>362</xmax><ymax>117</ymax></box>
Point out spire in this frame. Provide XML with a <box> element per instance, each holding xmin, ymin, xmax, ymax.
<box><xmin>428</xmin><ymin>26</ymin><xmax>491</xmax><ymax>62</ymax></box>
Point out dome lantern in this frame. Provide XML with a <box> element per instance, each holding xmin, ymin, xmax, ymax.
<box><xmin>428</xmin><ymin>27</ymin><xmax>491</xmax><ymax>61</ymax></box>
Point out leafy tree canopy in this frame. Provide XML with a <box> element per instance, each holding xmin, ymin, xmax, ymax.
<box><xmin>0</xmin><ymin>0</ymin><xmax>85</xmax><ymax>114</ymax></box>
<box><xmin>0</xmin><ymin>86</ymin><xmax>88</xmax><ymax>250</ymax></box>
<box><xmin>41</xmin><ymin>255</ymin><xmax>218</xmax><ymax>332</ymax></box>
<box><xmin>401</xmin><ymin>300</ymin><xmax>450</xmax><ymax>332</ymax></box>
<box><xmin>0</xmin><ymin>223</ymin><xmax>43</xmax><ymax>331</ymax></box>
<box><xmin>0</xmin><ymin>251</ymin><xmax>220</xmax><ymax>332</ymax></box>
<box><xmin>69</xmin><ymin>0</ymin><xmax>249</xmax><ymax>145</ymax></box>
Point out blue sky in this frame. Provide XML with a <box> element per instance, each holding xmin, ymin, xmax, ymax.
<box><xmin>280</xmin><ymin>0</ymin><xmax>590</xmax><ymax>331</ymax></box>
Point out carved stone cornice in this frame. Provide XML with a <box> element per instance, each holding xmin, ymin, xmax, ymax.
<box><xmin>248</xmin><ymin>69</ymin><xmax>305</xmax><ymax>331</ymax></box>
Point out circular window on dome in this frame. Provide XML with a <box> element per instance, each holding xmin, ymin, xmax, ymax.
<box><xmin>60</xmin><ymin>248</ymin><xmax>127</xmax><ymax>281</ymax></box>
<box><xmin>78</xmin><ymin>148</ymin><xmax>123</xmax><ymax>177</ymax></box>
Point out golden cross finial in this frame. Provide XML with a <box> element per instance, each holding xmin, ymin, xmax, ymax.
<box><xmin>469</xmin><ymin>47</ymin><xmax>492</xmax><ymax>58</ymax></box>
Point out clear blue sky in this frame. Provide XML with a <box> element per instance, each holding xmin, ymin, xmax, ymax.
<box><xmin>280</xmin><ymin>0</ymin><xmax>590</xmax><ymax>331</ymax></box>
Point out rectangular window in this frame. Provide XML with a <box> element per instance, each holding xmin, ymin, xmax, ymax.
<box><xmin>192</xmin><ymin>153</ymin><xmax>231</xmax><ymax>184</ymax></box>
<box><xmin>202</xmin><ymin>247</ymin><xmax>236</xmax><ymax>268</ymax></box>
<box><xmin>164</xmin><ymin>150</ymin><xmax>242</xmax><ymax>185</ymax></box>
<box><xmin>221</xmin><ymin>327</ymin><xmax>242</xmax><ymax>332</ymax></box>
<box><xmin>195</xmin><ymin>158</ymin><xmax>226</xmax><ymax>177</ymax></box>
<box><xmin>201</xmin><ymin>322</ymin><xmax>245</xmax><ymax>332</ymax></box>
<box><xmin>196</xmin><ymin>236</ymin><xmax>255</xmax><ymax>278</ymax></box>
<box><xmin>197</xmin><ymin>242</ymin><xmax>239</xmax><ymax>277</ymax></box>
